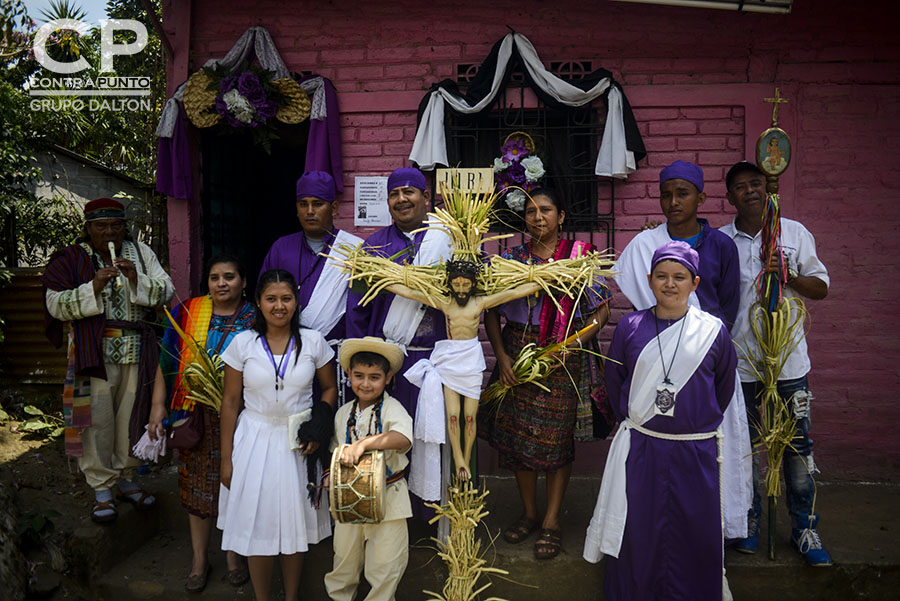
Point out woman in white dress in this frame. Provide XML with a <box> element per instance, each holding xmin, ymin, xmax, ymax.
<box><xmin>219</xmin><ymin>269</ymin><xmax>337</xmax><ymax>601</ymax></box>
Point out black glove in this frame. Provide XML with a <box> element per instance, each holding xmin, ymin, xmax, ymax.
<box><xmin>298</xmin><ymin>401</ymin><xmax>334</xmax><ymax>504</ymax></box>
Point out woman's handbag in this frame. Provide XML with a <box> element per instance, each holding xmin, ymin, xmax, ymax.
<box><xmin>168</xmin><ymin>408</ymin><xmax>205</xmax><ymax>450</ymax></box>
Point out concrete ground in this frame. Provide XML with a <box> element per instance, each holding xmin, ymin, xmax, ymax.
<box><xmin>63</xmin><ymin>469</ymin><xmax>900</xmax><ymax>600</ymax></box>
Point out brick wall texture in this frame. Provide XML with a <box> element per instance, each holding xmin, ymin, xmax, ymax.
<box><xmin>167</xmin><ymin>0</ymin><xmax>900</xmax><ymax>479</ymax></box>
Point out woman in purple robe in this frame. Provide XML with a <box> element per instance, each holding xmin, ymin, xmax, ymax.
<box><xmin>583</xmin><ymin>240</ymin><xmax>737</xmax><ymax>601</ymax></box>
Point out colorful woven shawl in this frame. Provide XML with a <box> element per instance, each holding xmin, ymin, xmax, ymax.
<box><xmin>538</xmin><ymin>239</ymin><xmax>595</xmax><ymax>345</ymax></box>
<box><xmin>160</xmin><ymin>297</ymin><xmax>256</xmax><ymax>419</ymax></box>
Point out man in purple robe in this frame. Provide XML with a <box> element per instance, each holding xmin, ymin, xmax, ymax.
<box><xmin>584</xmin><ymin>241</ymin><xmax>738</xmax><ymax>601</ymax></box>
<box><xmin>345</xmin><ymin>167</ymin><xmax>452</xmax><ymax>514</ymax></box>
<box><xmin>615</xmin><ymin>160</ymin><xmax>740</xmax><ymax>330</ymax></box>
<box><xmin>260</xmin><ymin>171</ymin><xmax>362</xmax><ymax>343</ymax></box>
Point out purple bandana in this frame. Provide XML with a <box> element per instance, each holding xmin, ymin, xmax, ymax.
<box><xmin>651</xmin><ymin>240</ymin><xmax>700</xmax><ymax>277</ymax></box>
<box><xmin>387</xmin><ymin>167</ymin><xmax>427</xmax><ymax>193</ymax></box>
<box><xmin>659</xmin><ymin>160</ymin><xmax>704</xmax><ymax>193</ymax></box>
<box><xmin>296</xmin><ymin>171</ymin><xmax>336</xmax><ymax>202</ymax></box>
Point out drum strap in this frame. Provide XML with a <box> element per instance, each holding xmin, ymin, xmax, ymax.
<box><xmin>385</xmin><ymin>468</ymin><xmax>406</xmax><ymax>485</ymax></box>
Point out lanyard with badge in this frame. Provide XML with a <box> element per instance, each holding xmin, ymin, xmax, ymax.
<box><xmin>261</xmin><ymin>336</ymin><xmax>295</xmax><ymax>395</ymax></box>
<box><xmin>653</xmin><ymin>308</ymin><xmax>686</xmax><ymax>417</ymax></box>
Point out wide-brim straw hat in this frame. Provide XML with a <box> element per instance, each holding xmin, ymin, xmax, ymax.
<box><xmin>184</xmin><ymin>70</ymin><xmax>221</xmax><ymax>128</ymax></box>
<box><xmin>339</xmin><ymin>337</ymin><xmax>405</xmax><ymax>374</ymax></box>
<box><xmin>272</xmin><ymin>78</ymin><xmax>311</xmax><ymax>124</ymax></box>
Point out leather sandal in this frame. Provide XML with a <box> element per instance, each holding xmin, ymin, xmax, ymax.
<box><xmin>534</xmin><ymin>528</ymin><xmax>562</xmax><ymax>560</ymax></box>
<box><xmin>502</xmin><ymin>515</ymin><xmax>539</xmax><ymax>544</ymax></box>
<box><xmin>90</xmin><ymin>499</ymin><xmax>117</xmax><ymax>524</ymax></box>
<box><xmin>116</xmin><ymin>486</ymin><xmax>156</xmax><ymax>510</ymax></box>
<box><xmin>227</xmin><ymin>565</ymin><xmax>250</xmax><ymax>587</ymax></box>
<box><xmin>184</xmin><ymin>565</ymin><xmax>211</xmax><ymax>593</ymax></box>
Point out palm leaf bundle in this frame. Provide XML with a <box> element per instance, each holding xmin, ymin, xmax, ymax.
<box><xmin>428</xmin><ymin>178</ymin><xmax>512</xmax><ymax>262</ymax></box>
<box><xmin>482</xmin><ymin>320</ymin><xmax>600</xmax><ymax>406</ymax></box>
<box><xmin>332</xmin><ymin>243</ymin><xmax>447</xmax><ymax>307</ymax></box>
<box><xmin>424</xmin><ymin>478</ymin><xmax>508</xmax><ymax>601</ymax></box>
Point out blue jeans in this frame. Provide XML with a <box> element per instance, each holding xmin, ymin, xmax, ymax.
<box><xmin>742</xmin><ymin>376</ymin><xmax>817</xmax><ymax>527</ymax></box>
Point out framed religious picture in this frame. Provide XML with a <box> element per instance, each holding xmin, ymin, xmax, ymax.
<box><xmin>756</xmin><ymin>127</ymin><xmax>791</xmax><ymax>177</ymax></box>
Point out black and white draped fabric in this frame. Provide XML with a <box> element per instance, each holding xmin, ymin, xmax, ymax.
<box><xmin>409</xmin><ymin>32</ymin><xmax>645</xmax><ymax>179</ymax></box>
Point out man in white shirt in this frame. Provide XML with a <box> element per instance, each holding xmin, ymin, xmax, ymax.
<box><xmin>720</xmin><ymin>161</ymin><xmax>832</xmax><ymax>567</ymax></box>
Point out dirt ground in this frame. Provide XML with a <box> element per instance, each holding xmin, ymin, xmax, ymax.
<box><xmin>0</xmin><ymin>391</ymin><xmax>102</xmax><ymax>599</ymax></box>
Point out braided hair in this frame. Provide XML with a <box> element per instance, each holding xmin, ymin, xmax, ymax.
<box><xmin>253</xmin><ymin>269</ymin><xmax>303</xmax><ymax>364</ymax></box>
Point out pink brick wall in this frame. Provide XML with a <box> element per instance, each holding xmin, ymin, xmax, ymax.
<box><xmin>164</xmin><ymin>0</ymin><xmax>900</xmax><ymax>480</ymax></box>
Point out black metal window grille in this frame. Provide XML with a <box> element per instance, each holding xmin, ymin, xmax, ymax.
<box><xmin>439</xmin><ymin>81</ymin><xmax>615</xmax><ymax>252</ymax></box>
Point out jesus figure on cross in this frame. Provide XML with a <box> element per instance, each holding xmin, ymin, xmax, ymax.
<box><xmin>387</xmin><ymin>259</ymin><xmax>541</xmax><ymax>480</ymax></box>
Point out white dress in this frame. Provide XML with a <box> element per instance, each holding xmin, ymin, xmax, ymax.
<box><xmin>218</xmin><ymin>328</ymin><xmax>334</xmax><ymax>555</ymax></box>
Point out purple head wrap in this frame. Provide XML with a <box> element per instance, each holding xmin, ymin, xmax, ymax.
<box><xmin>387</xmin><ymin>167</ymin><xmax>427</xmax><ymax>193</ymax></box>
<box><xmin>659</xmin><ymin>160</ymin><xmax>704</xmax><ymax>193</ymax></box>
<box><xmin>296</xmin><ymin>171</ymin><xmax>336</xmax><ymax>202</ymax></box>
<box><xmin>651</xmin><ymin>240</ymin><xmax>700</xmax><ymax>278</ymax></box>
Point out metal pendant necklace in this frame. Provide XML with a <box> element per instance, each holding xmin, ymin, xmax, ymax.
<box><xmin>653</xmin><ymin>307</ymin><xmax>687</xmax><ymax>417</ymax></box>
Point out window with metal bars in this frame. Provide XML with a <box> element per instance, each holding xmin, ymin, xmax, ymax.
<box><xmin>440</xmin><ymin>68</ymin><xmax>615</xmax><ymax>251</ymax></box>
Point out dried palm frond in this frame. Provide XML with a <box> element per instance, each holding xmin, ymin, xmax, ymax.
<box><xmin>482</xmin><ymin>253</ymin><xmax>616</xmax><ymax>308</ymax></box>
<box><xmin>482</xmin><ymin>320</ymin><xmax>600</xmax><ymax>406</ymax></box>
<box><xmin>331</xmin><ymin>243</ymin><xmax>447</xmax><ymax>307</ymax></box>
<box><xmin>427</xmin><ymin>177</ymin><xmax>512</xmax><ymax>262</ymax></box>
<box><xmin>424</xmin><ymin>479</ymin><xmax>508</xmax><ymax>601</ymax></box>
<box><xmin>741</xmin><ymin>297</ymin><xmax>808</xmax><ymax>499</ymax></box>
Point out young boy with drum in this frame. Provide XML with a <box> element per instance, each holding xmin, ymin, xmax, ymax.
<box><xmin>324</xmin><ymin>337</ymin><xmax>413</xmax><ymax>601</ymax></box>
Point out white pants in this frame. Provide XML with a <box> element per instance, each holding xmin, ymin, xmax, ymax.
<box><xmin>80</xmin><ymin>363</ymin><xmax>141</xmax><ymax>490</ymax></box>
<box><xmin>325</xmin><ymin>519</ymin><xmax>409</xmax><ymax>601</ymax></box>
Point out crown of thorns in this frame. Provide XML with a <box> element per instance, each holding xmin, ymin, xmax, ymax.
<box><xmin>446</xmin><ymin>259</ymin><xmax>482</xmax><ymax>282</ymax></box>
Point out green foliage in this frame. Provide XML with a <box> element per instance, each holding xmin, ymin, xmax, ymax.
<box><xmin>17</xmin><ymin>508</ymin><xmax>61</xmax><ymax>548</ymax></box>
<box><xmin>0</xmin><ymin>0</ymin><xmax>167</xmax><ymax>270</ymax></box>
<box><xmin>15</xmin><ymin>194</ymin><xmax>83</xmax><ymax>267</ymax></box>
<box><xmin>18</xmin><ymin>404</ymin><xmax>65</xmax><ymax>439</ymax></box>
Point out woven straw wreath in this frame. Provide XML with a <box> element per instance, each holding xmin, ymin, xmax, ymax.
<box><xmin>184</xmin><ymin>71</ymin><xmax>221</xmax><ymax>129</ymax></box>
<box><xmin>272</xmin><ymin>78</ymin><xmax>311</xmax><ymax>124</ymax></box>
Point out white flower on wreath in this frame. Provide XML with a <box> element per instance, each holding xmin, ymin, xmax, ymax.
<box><xmin>521</xmin><ymin>155</ymin><xmax>545</xmax><ymax>182</ymax></box>
<box><xmin>493</xmin><ymin>157</ymin><xmax>510</xmax><ymax>173</ymax></box>
<box><xmin>505</xmin><ymin>189</ymin><xmax>526</xmax><ymax>212</ymax></box>
<box><xmin>223</xmin><ymin>88</ymin><xmax>255</xmax><ymax>124</ymax></box>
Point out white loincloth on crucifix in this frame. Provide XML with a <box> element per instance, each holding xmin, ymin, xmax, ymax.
<box><xmin>405</xmin><ymin>338</ymin><xmax>485</xmax><ymax>502</ymax></box>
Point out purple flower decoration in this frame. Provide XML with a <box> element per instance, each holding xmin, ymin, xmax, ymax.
<box><xmin>237</xmin><ymin>71</ymin><xmax>266</xmax><ymax>106</ymax></box>
<box><xmin>506</xmin><ymin>161</ymin><xmax>526</xmax><ymax>184</ymax></box>
<box><xmin>255</xmin><ymin>99</ymin><xmax>278</xmax><ymax>122</ymax></box>
<box><xmin>219</xmin><ymin>74</ymin><xmax>238</xmax><ymax>94</ymax></box>
<box><xmin>501</xmin><ymin>139</ymin><xmax>530</xmax><ymax>163</ymax></box>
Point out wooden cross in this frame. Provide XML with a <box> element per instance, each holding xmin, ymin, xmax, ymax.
<box><xmin>764</xmin><ymin>87</ymin><xmax>789</xmax><ymax>127</ymax></box>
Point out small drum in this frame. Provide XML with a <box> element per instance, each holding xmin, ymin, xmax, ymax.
<box><xmin>329</xmin><ymin>445</ymin><xmax>386</xmax><ymax>524</ymax></box>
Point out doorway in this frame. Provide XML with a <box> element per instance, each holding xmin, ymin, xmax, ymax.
<box><xmin>200</xmin><ymin>122</ymin><xmax>310</xmax><ymax>298</ymax></box>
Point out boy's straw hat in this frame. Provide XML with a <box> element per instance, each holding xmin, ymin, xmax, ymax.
<box><xmin>339</xmin><ymin>337</ymin><xmax>405</xmax><ymax>374</ymax></box>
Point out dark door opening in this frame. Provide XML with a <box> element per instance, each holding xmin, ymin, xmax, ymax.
<box><xmin>200</xmin><ymin>122</ymin><xmax>309</xmax><ymax>298</ymax></box>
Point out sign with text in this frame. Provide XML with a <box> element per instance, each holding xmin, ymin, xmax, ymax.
<box><xmin>436</xmin><ymin>168</ymin><xmax>495</xmax><ymax>195</ymax></box>
<box><xmin>354</xmin><ymin>177</ymin><xmax>391</xmax><ymax>227</ymax></box>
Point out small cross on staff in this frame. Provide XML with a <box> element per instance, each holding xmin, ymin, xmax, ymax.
<box><xmin>764</xmin><ymin>87</ymin><xmax>789</xmax><ymax>127</ymax></box>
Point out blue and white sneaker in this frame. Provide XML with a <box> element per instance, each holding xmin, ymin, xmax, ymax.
<box><xmin>734</xmin><ymin>510</ymin><xmax>760</xmax><ymax>554</ymax></box>
<box><xmin>791</xmin><ymin>514</ymin><xmax>833</xmax><ymax>567</ymax></box>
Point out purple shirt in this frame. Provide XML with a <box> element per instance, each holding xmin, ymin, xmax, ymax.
<box><xmin>686</xmin><ymin>219</ymin><xmax>741</xmax><ymax>330</ymax></box>
<box><xmin>604</xmin><ymin>308</ymin><xmax>736</xmax><ymax>601</ymax></box>
<box><xmin>344</xmin><ymin>224</ymin><xmax>447</xmax><ymax>348</ymax></box>
<box><xmin>260</xmin><ymin>228</ymin><xmax>344</xmax><ymax>340</ymax></box>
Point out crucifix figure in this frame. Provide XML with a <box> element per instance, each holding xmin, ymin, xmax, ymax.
<box><xmin>386</xmin><ymin>259</ymin><xmax>541</xmax><ymax>479</ymax></box>
<box><xmin>763</xmin><ymin>87</ymin><xmax>789</xmax><ymax>127</ymax></box>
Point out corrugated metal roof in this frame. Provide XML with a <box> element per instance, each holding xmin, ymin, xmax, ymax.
<box><xmin>0</xmin><ymin>269</ymin><xmax>67</xmax><ymax>386</ymax></box>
